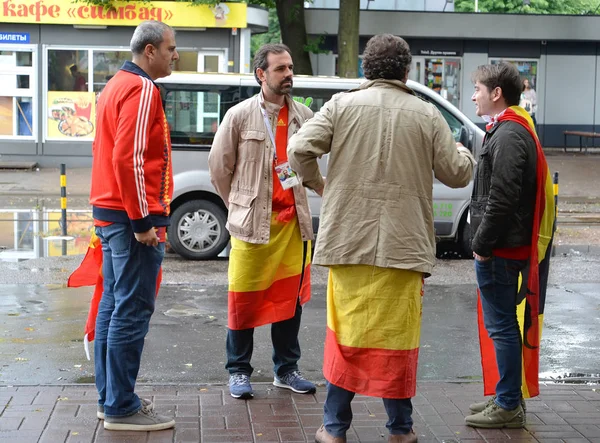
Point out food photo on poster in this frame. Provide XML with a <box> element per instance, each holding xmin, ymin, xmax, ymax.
<box><xmin>47</xmin><ymin>92</ymin><xmax>95</xmax><ymax>138</ymax></box>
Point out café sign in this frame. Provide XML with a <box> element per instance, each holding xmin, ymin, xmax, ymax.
<box><xmin>1</xmin><ymin>0</ymin><xmax>247</xmax><ymax>28</ymax></box>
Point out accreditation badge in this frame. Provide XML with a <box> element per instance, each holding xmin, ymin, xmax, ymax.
<box><xmin>275</xmin><ymin>161</ymin><xmax>300</xmax><ymax>190</ymax></box>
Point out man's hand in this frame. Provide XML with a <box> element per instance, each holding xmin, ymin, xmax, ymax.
<box><xmin>135</xmin><ymin>228</ymin><xmax>159</xmax><ymax>247</ymax></box>
<box><xmin>473</xmin><ymin>252</ymin><xmax>491</xmax><ymax>262</ymax></box>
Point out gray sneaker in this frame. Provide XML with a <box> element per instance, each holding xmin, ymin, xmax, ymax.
<box><xmin>104</xmin><ymin>404</ymin><xmax>175</xmax><ymax>431</ymax></box>
<box><xmin>97</xmin><ymin>397</ymin><xmax>153</xmax><ymax>420</ymax></box>
<box><xmin>465</xmin><ymin>402</ymin><xmax>525</xmax><ymax>429</ymax></box>
<box><xmin>469</xmin><ymin>395</ymin><xmax>527</xmax><ymax>414</ymax></box>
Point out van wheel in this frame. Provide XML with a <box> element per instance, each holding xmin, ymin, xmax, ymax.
<box><xmin>459</xmin><ymin>214</ymin><xmax>473</xmax><ymax>259</ymax></box>
<box><xmin>168</xmin><ymin>200</ymin><xmax>229</xmax><ymax>260</ymax></box>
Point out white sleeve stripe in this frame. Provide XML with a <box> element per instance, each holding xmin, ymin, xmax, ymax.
<box><xmin>133</xmin><ymin>77</ymin><xmax>152</xmax><ymax>219</ymax></box>
<box><xmin>138</xmin><ymin>78</ymin><xmax>152</xmax><ymax>216</ymax></box>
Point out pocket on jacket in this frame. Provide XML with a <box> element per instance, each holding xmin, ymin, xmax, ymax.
<box><xmin>240</xmin><ymin>130</ymin><xmax>266</xmax><ymax>161</ymax></box>
<box><xmin>227</xmin><ymin>191</ymin><xmax>257</xmax><ymax>236</ymax></box>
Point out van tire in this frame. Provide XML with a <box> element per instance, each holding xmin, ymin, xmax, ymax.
<box><xmin>168</xmin><ymin>200</ymin><xmax>229</xmax><ymax>260</ymax></box>
<box><xmin>460</xmin><ymin>214</ymin><xmax>473</xmax><ymax>259</ymax></box>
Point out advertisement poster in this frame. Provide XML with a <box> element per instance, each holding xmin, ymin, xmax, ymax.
<box><xmin>0</xmin><ymin>96</ymin><xmax>13</xmax><ymax>136</ymax></box>
<box><xmin>47</xmin><ymin>91</ymin><xmax>96</xmax><ymax>139</ymax></box>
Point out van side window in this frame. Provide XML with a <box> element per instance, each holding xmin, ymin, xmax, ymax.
<box><xmin>161</xmin><ymin>85</ymin><xmax>238</xmax><ymax>149</ymax></box>
<box><xmin>416</xmin><ymin>92</ymin><xmax>463</xmax><ymax>143</ymax></box>
<box><xmin>241</xmin><ymin>86</ymin><xmax>344</xmax><ymax>113</ymax></box>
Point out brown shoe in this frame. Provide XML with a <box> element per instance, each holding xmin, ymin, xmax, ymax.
<box><xmin>388</xmin><ymin>429</ymin><xmax>417</xmax><ymax>442</ymax></box>
<box><xmin>315</xmin><ymin>424</ymin><xmax>347</xmax><ymax>443</ymax></box>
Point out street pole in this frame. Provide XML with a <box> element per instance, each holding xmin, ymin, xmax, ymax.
<box><xmin>475</xmin><ymin>0</ymin><xmax>478</xmax><ymax>12</ymax></box>
<box><xmin>60</xmin><ymin>163</ymin><xmax>67</xmax><ymax>256</ymax></box>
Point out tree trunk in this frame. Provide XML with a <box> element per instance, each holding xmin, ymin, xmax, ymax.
<box><xmin>338</xmin><ymin>0</ymin><xmax>360</xmax><ymax>78</ymax></box>
<box><xmin>275</xmin><ymin>0</ymin><xmax>313</xmax><ymax>75</ymax></box>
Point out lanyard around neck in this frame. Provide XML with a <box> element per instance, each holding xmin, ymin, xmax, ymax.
<box><xmin>260</xmin><ymin>106</ymin><xmax>279</xmax><ymax>163</ymax></box>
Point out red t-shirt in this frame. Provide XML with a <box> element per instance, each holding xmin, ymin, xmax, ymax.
<box><xmin>271</xmin><ymin>104</ymin><xmax>295</xmax><ymax>211</ymax></box>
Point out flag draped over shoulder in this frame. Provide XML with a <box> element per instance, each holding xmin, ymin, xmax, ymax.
<box><xmin>67</xmin><ymin>230</ymin><xmax>162</xmax><ymax>360</ymax></box>
<box><xmin>477</xmin><ymin>106</ymin><xmax>556</xmax><ymax>399</ymax></box>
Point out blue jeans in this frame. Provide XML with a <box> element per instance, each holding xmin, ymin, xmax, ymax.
<box><xmin>94</xmin><ymin>223</ymin><xmax>164</xmax><ymax>417</ymax></box>
<box><xmin>324</xmin><ymin>382</ymin><xmax>413</xmax><ymax>437</ymax></box>
<box><xmin>475</xmin><ymin>256</ymin><xmax>528</xmax><ymax>411</ymax></box>
<box><xmin>226</xmin><ymin>300</ymin><xmax>302</xmax><ymax>377</ymax></box>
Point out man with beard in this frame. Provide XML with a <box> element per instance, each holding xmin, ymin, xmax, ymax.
<box><xmin>209</xmin><ymin>43</ymin><xmax>316</xmax><ymax>400</ymax></box>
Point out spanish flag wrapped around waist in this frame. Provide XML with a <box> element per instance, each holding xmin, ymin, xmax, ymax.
<box><xmin>477</xmin><ymin>106</ymin><xmax>556</xmax><ymax>399</ymax></box>
<box><xmin>67</xmin><ymin>228</ymin><xmax>162</xmax><ymax>360</ymax></box>
<box><xmin>228</xmin><ymin>210</ymin><xmax>311</xmax><ymax>330</ymax></box>
<box><xmin>324</xmin><ymin>265</ymin><xmax>424</xmax><ymax>399</ymax></box>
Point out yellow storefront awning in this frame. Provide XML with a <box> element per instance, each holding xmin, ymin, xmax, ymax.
<box><xmin>1</xmin><ymin>0</ymin><xmax>247</xmax><ymax>28</ymax></box>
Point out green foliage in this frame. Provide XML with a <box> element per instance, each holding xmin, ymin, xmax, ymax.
<box><xmin>455</xmin><ymin>0</ymin><xmax>600</xmax><ymax>14</ymax></box>
<box><xmin>303</xmin><ymin>35</ymin><xmax>329</xmax><ymax>55</ymax></box>
<box><xmin>250</xmin><ymin>8</ymin><xmax>281</xmax><ymax>60</ymax></box>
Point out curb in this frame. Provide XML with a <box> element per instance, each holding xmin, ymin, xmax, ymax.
<box><xmin>553</xmin><ymin>244</ymin><xmax>600</xmax><ymax>256</ymax></box>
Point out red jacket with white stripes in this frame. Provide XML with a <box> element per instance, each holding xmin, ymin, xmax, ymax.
<box><xmin>90</xmin><ymin>61</ymin><xmax>173</xmax><ymax>233</ymax></box>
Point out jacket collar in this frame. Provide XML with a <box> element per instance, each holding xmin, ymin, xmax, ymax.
<box><xmin>357</xmin><ymin>79</ymin><xmax>416</xmax><ymax>96</ymax></box>
<box><xmin>258</xmin><ymin>91</ymin><xmax>301</xmax><ymax>123</ymax></box>
<box><xmin>120</xmin><ymin>61</ymin><xmax>157</xmax><ymax>86</ymax></box>
<box><xmin>258</xmin><ymin>90</ymin><xmax>294</xmax><ymax>114</ymax></box>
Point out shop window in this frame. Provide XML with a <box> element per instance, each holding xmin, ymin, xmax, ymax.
<box><xmin>491</xmin><ymin>59</ymin><xmax>538</xmax><ymax>90</ymax></box>
<box><xmin>424</xmin><ymin>58</ymin><xmax>461</xmax><ymax>108</ymax></box>
<box><xmin>92</xmin><ymin>51</ymin><xmax>130</xmax><ymax>93</ymax></box>
<box><xmin>0</xmin><ymin>49</ymin><xmax>36</xmax><ymax>139</ymax></box>
<box><xmin>46</xmin><ymin>49</ymin><xmax>95</xmax><ymax>140</ymax></box>
<box><xmin>48</xmin><ymin>49</ymin><xmax>88</xmax><ymax>92</ymax></box>
<box><xmin>175</xmin><ymin>51</ymin><xmax>198</xmax><ymax>72</ymax></box>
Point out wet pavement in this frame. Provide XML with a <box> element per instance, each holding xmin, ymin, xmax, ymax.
<box><xmin>1</xmin><ymin>266</ymin><xmax>600</xmax><ymax>386</ymax></box>
<box><xmin>1</xmin><ymin>154</ymin><xmax>600</xmax><ymax>441</ymax></box>
<box><xmin>0</xmin><ymin>256</ymin><xmax>599</xmax><ymax>440</ymax></box>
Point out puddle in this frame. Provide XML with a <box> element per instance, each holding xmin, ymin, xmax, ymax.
<box><xmin>0</xmin><ymin>208</ymin><xmax>93</xmax><ymax>262</ymax></box>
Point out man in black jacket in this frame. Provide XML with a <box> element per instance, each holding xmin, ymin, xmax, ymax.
<box><xmin>466</xmin><ymin>62</ymin><xmax>537</xmax><ymax>429</ymax></box>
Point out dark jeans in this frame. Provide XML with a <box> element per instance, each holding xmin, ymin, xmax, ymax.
<box><xmin>94</xmin><ymin>223</ymin><xmax>164</xmax><ymax>417</ymax></box>
<box><xmin>324</xmin><ymin>382</ymin><xmax>413</xmax><ymax>437</ymax></box>
<box><xmin>475</xmin><ymin>256</ymin><xmax>528</xmax><ymax>411</ymax></box>
<box><xmin>226</xmin><ymin>300</ymin><xmax>302</xmax><ymax>377</ymax></box>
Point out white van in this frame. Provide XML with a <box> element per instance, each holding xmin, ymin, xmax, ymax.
<box><xmin>156</xmin><ymin>73</ymin><xmax>484</xmax><ymax>260</ymax></box>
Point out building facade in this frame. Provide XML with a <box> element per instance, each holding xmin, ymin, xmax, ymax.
<box><xmin>0</xmin><ymin>0</ymin><xmax>267</xmax><ymax>166</ymax></box>
<box><xmin>306</xmin><ymin>9</ymin><xmax>600</xmax><ymax>148</ymax></box>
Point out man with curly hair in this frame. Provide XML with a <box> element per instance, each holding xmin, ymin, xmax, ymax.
<box><xmin>288</xmin><ymin>34</ymin><xmax>475</xmax><ymax>443</ymax></box>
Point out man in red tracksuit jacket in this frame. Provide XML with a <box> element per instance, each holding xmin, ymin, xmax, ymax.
<box><xmin>89</xmin><ymin>20</ymin><xmax>178</xmax><ymax>432</ymax></box>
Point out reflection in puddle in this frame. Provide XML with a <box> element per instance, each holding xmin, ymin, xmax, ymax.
<box><xmin>0</xmin><ymin>209</ymin><xmax>93</xmax><ymax>262</ymax></box>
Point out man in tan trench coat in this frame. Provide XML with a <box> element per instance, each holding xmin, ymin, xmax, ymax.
<box><xmin>288</xmin><ymin>34</ymin><xmax>475</xmax><ymax>443</ymax></box>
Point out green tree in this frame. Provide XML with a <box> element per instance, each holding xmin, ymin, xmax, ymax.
<box><xmin>250</xmin><ymin>8</ymin><xmax>281</xmax><ymax>60</ymax></box>
<box><xmin>455</xmin><ymin>0</ymin><xmax>599</xmax><ymax>14</ymax></box>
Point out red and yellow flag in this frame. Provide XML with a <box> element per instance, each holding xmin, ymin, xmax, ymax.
<box><xmin>67</xmin><ymin>230</ymin><xmax>162</xmax><ymax>359</ymax></box>
<box><xmin>477</xmin><ymin>106</ymin><xmax>556</xmax><ymax>398</ymax></box>
<box><xmin>228</xmin><ymin>214</ymin><xmax>310</xmax><ymax>330</ymax></box>
<box><xmin>323</xmin><ymin>266</ymin><xmax>424</xmax><ymax>399</ymax></box>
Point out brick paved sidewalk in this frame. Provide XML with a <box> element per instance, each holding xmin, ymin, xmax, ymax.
<box><xmin>1</xmin><ymin>382</ymin><xmax>599</xmax><ymax>443</ymax></box>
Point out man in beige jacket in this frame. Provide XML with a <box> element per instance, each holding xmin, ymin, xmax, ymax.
<box><xmin>288</xmin><ymin>34</ymin><xmax>475</xmax><ymax>443</ymax></box>
<box><xmin>208</xmin><ymin>43</ymin><xmax>316</xmax><ymax>401</ymax></box>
